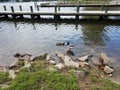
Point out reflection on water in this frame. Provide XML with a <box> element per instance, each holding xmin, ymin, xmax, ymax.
<box><xmin>0</xmin><ymin>0</ymin><xmax>120</xmax><ymax>84</ymax></box>
<box><xmin>0</xmin><ymin>20</ymin><xmax>120</xmax><ymax>66</ymax></box>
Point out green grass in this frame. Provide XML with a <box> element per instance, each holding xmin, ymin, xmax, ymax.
<box><xmin>2</xmin><ymin>60</ymin><xmax>79</xmax><ymax>90</ymax></box>
<box><xmin>0</xmin><ymin>59</ymin><xmax>120</xmax><ymax>90</ymax></box>
<box><xmin>103</xmin><ymin>78</ymin><xmax>120</xmax><ymax>90</ymax></box>
<box><xmin>92</xmin><ymin>85</ymin><xmax>101</xmax><ymax>90</ymax></box>
<box><xmin>0</xmin><ymin>72</ymin><xmax>10</xmax><ymax>84</ymax></box>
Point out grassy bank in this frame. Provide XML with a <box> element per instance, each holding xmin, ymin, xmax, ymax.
<box><xmin>0</xmin><ymin>58</ymin><xmax>120</xmax><ymax>90</ymax></box>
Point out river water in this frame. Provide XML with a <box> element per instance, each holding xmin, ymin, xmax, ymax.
<box><xmin>0</xmin><ymin>1</ymin><xmax>120</xmax><ymax>83</ymax></box>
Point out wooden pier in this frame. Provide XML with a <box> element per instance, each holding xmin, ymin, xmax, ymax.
<box><xmin>0</xmin><ymin>4</ymin><xmax>120</xmax><ymax>20</ymax></box>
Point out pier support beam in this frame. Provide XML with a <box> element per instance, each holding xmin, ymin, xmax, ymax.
<box><xmin>76</xmin><ymin>15</ymin><xmax>79</xmax><ymax>20</ymax></box>
<box><xmin>4</xmin><ymin>14</ymin><xmax>8</xmax><ymax>19</ymax></box>
<box><xmin>54</xmin><ymin>15</ymin><xmax>60</xmax><ymax>20</ymax></box>
<box><xmin>11</xmin><ymin>15</ymin><xmax>16</xmax><ymax>19</ymax></box>
<box><xmin>31</xmin><ymin>15</ymin><xmax>35</xmax><ymax>19</ymax></box>
<box><xmin>19</xmin><ymin>15</ymin><xmax>23</xmax><ymax>19</ymax></box>
<box><xmin>99</xmin><ymin>16</ymin><xmax>108</xmax><ymax>20</ymax></box>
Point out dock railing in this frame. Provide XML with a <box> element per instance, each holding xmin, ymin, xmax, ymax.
<box><xmin>57</xmin><ymin>0</ymin><xmax>120</xmax><ymax>5</ymax></box>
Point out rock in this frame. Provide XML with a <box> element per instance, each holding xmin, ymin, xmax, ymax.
<box><xmin>56</xmin><ymin>42</ymin><xmax>65</xmax><ymax>46</ymax></box>
<box><xmin>79</xmin><ymin>62</ymin><xmax>89</xmax><ymax>68</ymax></box>
<box><xmin>101</xmin><ymin>75</ymin><xmax>104</xmax><ymax>78</ymax></box>
<box><xmin>0</xmin><ymin>66</ymin><xmax>8</xmax><ymax>72</ymax></box>
<box><xmin>75</xmin><ymin>70</ymin><xmax>86</xmax><ymax>78</ymax></box>
<box><xmin>66</xmin><ymin>48</ymin><xmax>74</xmax><ymax>56</ymax></box>
<box><xmin>78</xmin><ymin>54</ymin><xmax>92</xmax><ymax>62</ymax></box>
<box><xmin>55</xmin><ymin>63</ymin><xmax>64</xmax><ymax>69</ymax></box>
<box><xmin>9</xmin><ymin>60</ymin><xmax>19</xmax><ymax>69</ymax></box>
<box><xmin>24</xmin><ymin>63</ymin><xmax>31</xmax><ymax>68</ymax></box>
<box><xmin>98</xmin><ymin>65</ymin><xmax>105</xmax><ymax>70</ymax></box>
<box><xmin>0</xmin><ymin>84</ymin><xmax>9</xmax><ymax>89</ymax></box>
<box><xmin>99</xmin><ymin>53</ymin><xmax>112</xmax><ymax>67</ymax></box>
<box><xmin>49</xmin><ymin>60</ymin><xmax>56</xmax><ymax>65</ymax></box>
<box><xmin>46</xmin><ymin>55</ymin><xmax>51</xmax><ymax>61</ymax></box>
<box><xmin>19</xmin><ymin>54</ymin><xmax>32</xmax><ymax>61</ymax></box>
<box><xmin>48</xmin><ymin>67</ymin><xmax>57</xmax><ymax>72</ymax></box>
<box><xmin>46</xmin><ymin>54</ymin><xmax>56</xmax><ymax>61</ymax></box>
<box><xmin>91</xmin><ymin>57</ymin><xmax>102</xmax><ymax>66</ymax></box>
<box><xmin>21</xmin><ymin>54</ymin><xmax>32</xmax><ymax>57</ymax></box>
<box><xmin>46</xmin><ymin>54</ymin><xmax>61</xmax><ymax>64</ymax></box>
<box><xmin>9</xmin><ymin>60</ymin><xmax>24</xmax><ymax>69</ymax></box>
<box><xmin>8</xmin><ymin>70</ymin><xmax>16</xmax><ymax>79</ymax></box>
<box><xmin>109</xmin><ymin>74</ymin><xmax>113</xmax><ymax>77</ymax></box>
<box><xmin>13</xmin><ymin>53</ymin><xmax>21</xmax><ymax>58</ymax></box>
<box><xmin>55</xmin><ymin>52</ymin><xmax>65</xmax><ymax>61</ymax></box>
<box><xmin>64</xmin><ymin>56</ymin><xmax>79</xmax><ymax>68</ymax></box>
<box><xmin>30</xmin><ymin>56</ymin><xmax>35</xmax><ymax>61</ymax></box>
<box><xmin>32</xmin><ymin>53</ymin><xmax>48</xmax><ymax>61</ymax></box>
<box><xmin>104</xmin><ymin>66</ymin><xmax>114</xmax><ymax>74</ymax></box>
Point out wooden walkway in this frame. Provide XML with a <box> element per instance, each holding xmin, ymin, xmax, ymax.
<box><xmin>40</xmin><ymin>4</ymin><xmax>120</xmax><ymax>7</ymax></box>
<box><xmin>0</xmin><ymin>4</ymin><xmax>120</xmax><ymax>19</ymax></box>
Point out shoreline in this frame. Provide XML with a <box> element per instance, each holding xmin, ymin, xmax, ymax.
<box><xmin>0</xmin><ymin>50</ymin><xmax>120</xmax><ymax>89</ymax></box>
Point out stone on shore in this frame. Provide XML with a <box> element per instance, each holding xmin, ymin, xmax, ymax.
<box><xmin>75</xmin><ymin>70</ymin><xmax>86</xmax><ymax>78</ymax></box>
<box><xmin>99</xmin><ymin>53</ymin><xmax>112</xmax><ymax>67</ymax></box>
<box><xmin>78</xmin><ymin>55</ymin><xmax>92</xmax><ymax>62</ymax></box>
<box><xmin>64</xmin><ymin>56</ymin><xmax>79</xmax><ymax>68</ymax></box>
<box><xmin>20</xmin><ymin>54</ymin><xmax>32</xmax><ymax>61</ymax></box>
<box><xmin>46</xmin><ymin>55</ymin><xmax>51</xmax><ymax>61</ymax></box>
<box><xmin>66</xmin><ymin>48</ymin><xmax>74</xmax><ymax>56</ymax></box>
<box><xmin>13</xmin><ymin>53</ymin><xmax>21</xmax><ymax>58</ymax></box>
<box><xmin>0</xmin><ymin>66</ymin><xmax>8</xmax><ymax>72</ymax></box>
<box><xmin>32</xmin><ymin>53</ymin><xmax>48</xmax><ymax>61</ymax></box>
<box><xmin>49</xmin><ymin>60</ymin><xmax>56</xmax><ymax>65</ymax></box>
<box><xmin>46</xmin><ymin>54</ymin><xmax>61</xmax><ymax>64</ymax></box>
<box><xmin>104</xmin><ymin>65</ymin><xmax>114</xmax><ymax>74</ymax></box>
<box><xmin>91</xmin><ymin>57</ymin><xmax>102</xmax><ymax>66</ymax></box>
<box><xmin>55</xmin><ymin>63</ymin><xmax>64</xmax><ymax>70</ymax></box>
<box><xmin>55</xmin><ymin>51</ymin><xmax>65</xmax><ymax>61</ymax></box>
<box><xmin>24</xmin><ymin>63</ymin><xmax>31</xmax><ymax>68</ymax></box>
<box><xmin>9</xmin><ymin>60</ymin><xmax>24</xmax><ymax>69</ymax></box>
<box><xmin>48</xmin><ymin>67</ymin><xmax>57</xmax><ymax>72</ymax></box>
<box><xmin>8</xmin><ymin>70</ymin><xmax>16</xmax><ymax>79</ymax></box>
<box><xmin>79</xmin><ymin>62</ymin><xmax>89</xmax><ymax>68</ymax></box>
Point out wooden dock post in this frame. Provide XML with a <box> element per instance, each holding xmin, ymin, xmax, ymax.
<box><xmin>101</xmin><ymin>5</ymin><xmax>104</xmax><ymax>11</ymax></box>
<box><xmin>30</xmin><ymin>6</ymin><xmax>34</xmax><ymax>18</ymax></box>
<box><xmin>77</xmin><ymin>6</ymin><xmax>79</xmax><ymax>13</ymax></box>
<box><xmin>19</xmin><ymin>6</ymin><xmax>23</xmax><ymax>18</ymax></box>
<box><xmin>76</xmin><ymin>6</ymin><xmax>79</xmax><ymax>20</ymax></box>
<box><xmin>58</xmin><ymin>5</ymin><xmax>60</xmax><ymax>11</ymax></box>
<box><xmin>11</xmin><ymin>6</ymin><xmax>16</xmax><ymax>18</ymax></box>
<box><xmin>54</xmin><ymin>6</ymin><xmax>60</xmax><ymax>19</ymax></box>
<box><xmin>55</xmin><ymin>6</ymin><xmax>57</xmax><ymax>13</ymax></box>
<box><xmin>30</xmin><ymin>6</ymin><xmax>33</xmax><ymax>12</ymax></box>
<box><xmin>3</xmin><ymin>6</ymin><xmax>7</xmax><ymax>11</ymax></box>
<box><xmin>19</xmin><ymin>6</ymin><xmax>22</xmax><ymax>11</ymax></box>
<box><xmin>37</xmin><ymin>5</ymin><xmax>39</xmax><ymax>11</ymax></box>
<box><xmin>3</xmin><ymin>6</ymin><xmax>8</xmax><ymax>18</ymax></box>
<box><xmin>19</xmin><ymin>6</ymin><xmax>23</xmax><ymax>19</ymax></box>
<box><xmin>11</xmin><ymin>6</ymin><xmax>14</xmax><ymax>13</ymax></box>
<box><xmin>105</xmin><ymin>5</ymin><xmax>108</xmax><ymax>13</ymax></box>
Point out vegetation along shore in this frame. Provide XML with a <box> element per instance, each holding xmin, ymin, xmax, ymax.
<box><xmin>0</xmin><ymin>42</ymin><xmax>120</xmax><ymax>90</ymax></box>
